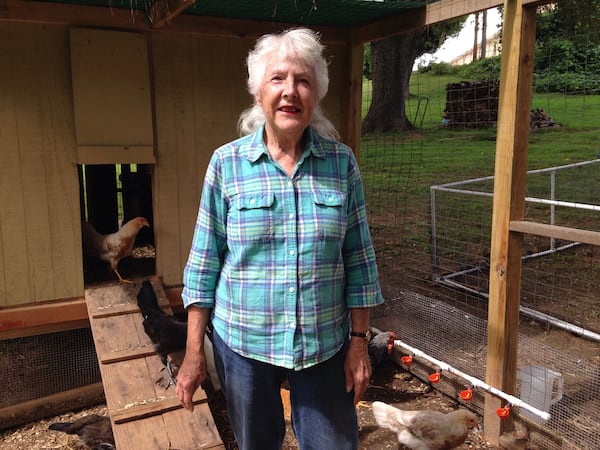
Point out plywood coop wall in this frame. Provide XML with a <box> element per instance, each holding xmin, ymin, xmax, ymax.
<box><xmin>151</xmin><ymin>32</ymin><xmax>346</xmax><ymax>286</ymax></box>
<box><xmin>0</xmin><ymin>23</ymin><xmax>83</xmax><ymax>306</ymax></box>
<box><xmin>0</xmin><ymin>21</ymin><xmax>348</xmax><ymax>306</ymax></box>
<box><xmin>70</xmin><ymin>27</ymin><xmax>155</xmax><ymax>164</ymax></box>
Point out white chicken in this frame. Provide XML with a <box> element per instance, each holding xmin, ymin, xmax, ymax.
<box><xmin>372</xmin><ymin>401</ymin><xmax>478</xmax><ymax>450</ymax></box>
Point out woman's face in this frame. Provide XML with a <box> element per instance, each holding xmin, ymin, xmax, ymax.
<box><xmin>257</xmin><ymin>58</ymin><xmax>318</xmax><ymax>142</ymax></box>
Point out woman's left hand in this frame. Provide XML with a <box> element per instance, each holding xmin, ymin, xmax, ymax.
<box><xmin>344</xmin><ymin>338</ymin><xmax>372</xmax><ymax>404</ymax></box>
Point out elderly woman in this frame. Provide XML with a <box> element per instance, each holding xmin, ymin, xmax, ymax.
<box><xmin>176</xmin><ymin>28</ymin><xmax>383</xmax><ymax>450</ymax></box>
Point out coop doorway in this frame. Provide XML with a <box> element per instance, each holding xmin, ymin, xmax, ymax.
<box><xmin>78</xmin><ymin>163</ymin><xmax>155</xmax><ymax>285</ymax></box>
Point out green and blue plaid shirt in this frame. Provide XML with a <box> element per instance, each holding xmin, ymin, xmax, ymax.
<box><xmin>182</xmin><ymin>124</ymin><xmax>383</xmax><ymax>369</ymax></box>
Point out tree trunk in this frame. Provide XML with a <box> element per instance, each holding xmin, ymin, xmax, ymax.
<box><xmin>480</xmin><ymin>10</ymin><xmax>488</xmax><ymax>59</ymax></box>
<box><xmin>472</xmin><ymin>12</ymin><xmax>479</xmax><ymax>62</ymax></box>
<box><xmin>362</xmin><ymin>29</ymin><xmax>426</xmax><ymax>134</ymax></box>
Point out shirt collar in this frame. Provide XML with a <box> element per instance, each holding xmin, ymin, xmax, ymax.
<box><xmin>245</xmin><ymin>123</ymin><xmax>328</xmax><ymax>163</ymax></box>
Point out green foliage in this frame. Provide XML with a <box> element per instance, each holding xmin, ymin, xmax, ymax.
<box><xmin>362</xmin><ymin>18</ymin><xmax>465</xmax><ymax>81</ymax></box>
<box><xmin>534</xmin><ymin>38</ymin><xmax>600</xmax><ymax>94</ymax></box>
<box><xmin>537</xmin><ymin>1</ymin><xmax>600</xmax><ymax>45</ymax></box>
<box><xmin>420</xmin><ymin>17</ymin><xmax>466</xmax><ymax>54</ymax></box>
<box><xmin>416</xmin><ymin>57</ymin><xmax>501</xmax><ymax>84</ymax></box>
<box><xmin>534</xmin><ymin>71</ymin><xmax>600</xmax><ymax>95</ymax></box>
<box><xmin>533</xmin><ymin>2</ymin><xmax>600</xmax><ymax>93</ymax></box>
<box><xmin>455</xmin><ymin>56</ymin><xmax>501</xmax><ymax>80</ymax></box>
<box><xmin>363</xmin><ymin>43</ymin><xmax>372</xmax><ymax>80</ymax></box>
<box><xmin>417</xmin><ymin>61</ymin><xmax>457</xmax><ymax>76</ymax></box>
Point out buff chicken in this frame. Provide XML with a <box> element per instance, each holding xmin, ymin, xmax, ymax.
<box><xmin>372</xmin><ymin>401</ymin><xmax>479</xmax><ymax>449</ymax></box>
<box><xmin>82</xmin><ymin>217</ymin><xmax>149</xmax><ymax>283</ymax></box>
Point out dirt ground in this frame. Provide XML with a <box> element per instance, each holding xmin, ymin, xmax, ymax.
<box><xmin>0</xmin><ymin>248</ymin><xmax>491</xmax><ymax>450</ymax></box>
<box><xmin>0</xmin><ymin>359</ymin><xmax>494</xmax><ymax>450</ymax></box>
<box><xmin>4</xmin><ymin>239</ymin><xmax>595</xmax><ymax>449</ymax></box>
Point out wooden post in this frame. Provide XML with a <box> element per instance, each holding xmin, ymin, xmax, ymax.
<box><xmin>339</xmin><ymin>30</ymin><xmax>364</xmax><ymax>159</ymax></box>
<box><xmin>484</xmin><ymin>0</ymin><xmax>537</xmax><ymax>444</ymax></box>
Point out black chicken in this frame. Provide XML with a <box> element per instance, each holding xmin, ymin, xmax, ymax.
<box><xmin>368</xmin><ymin>326</ymin><xmax>397</xmax><ymax>371</ymax></box>
<box><xmin>48</xmin><ymin>414</ymin><xmax>115</xmax><ymax>450</ymax></box>
<box><xmin>137</xmin><ymin>280</ymin><xmax>187</xmax><ymax>388</ymax></box>
<box><xmin>136</xmin><ymin>280</ymin><xmax>221</xmax><ymax>391</ymax></box>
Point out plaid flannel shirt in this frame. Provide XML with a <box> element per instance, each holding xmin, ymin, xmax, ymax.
<box><xmin>182</xmin><ymin>124</ymin><xmax>383</xmax><ymax>369</ymax></box>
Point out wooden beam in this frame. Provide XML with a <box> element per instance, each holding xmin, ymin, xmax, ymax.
<box><xmin>339</xmin><ymin>29</ymin><xmax>364</xmax><ymax>158</ymax></box>
<box><xmin>0</xmin><ymin>0</ymin><xmax>347</xmax><ymax>43</ymax></box>
<box><xmin>2</xmin><ymin>0</ymin><xmax>553</xmax><ymax>44</ymax></box>
<box><xmin>77</xmin><ymin>146</ymin><xmax>156</xmax><ymax>165</ymax></box>
<box><xmin>0</xmin><ymin>285</ymin><xmax>185</xmax><ymax>339</ymax></box>
<box><xmin>148</xmin><ymin>0</ymin><xmax>195</xmax><ymax>29</ymax></box>
<box><xmin>99</xmin><ymin>344</ymin><xmax>157</xmax><ymax>365</ymax></box>
<box><xmin>484</xmin><ymin>0</ymin><xmax>537</xmax><ymax>445</ymax></box>
<box><xmin>1</xmin><ymin>0</ymin><xmax>150</xmax><ymax>29</ymax></box>
<box><xmin>89</xmin><ymin>290</ymin><xmax>169</xmax><ymax>319</ymax></box>
<box><xmin>355</xmin><ymin>0</ymin><xmax>550</xmax><ymax>43</ymax></box>
<box><xmin>0</xmin><ymin>382</ymin><xmax>105</xmax><ymax>429</ymax></box>
<box><xmin>111</xmin><ymin>388</ymin><xmax>206</xmax><ymax>424</ymax></box>
<box><xmin>510</xmin><ymin>221</ymin><xmax>600</xmax><ymax>246</ymax></box>
<box><xmin>0</xmin><ymin>297</ymin><xmax>89</xmax><ymax>339</ymax></box>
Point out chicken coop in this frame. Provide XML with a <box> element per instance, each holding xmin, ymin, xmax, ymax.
<box><xmin>3</xmin><ymin>0</ymin><xmax>596</xmax><ymax>448</ymax></box>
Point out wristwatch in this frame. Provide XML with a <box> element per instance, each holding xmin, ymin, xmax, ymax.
<box><xmin>350</xmin><ymin>329</ymin><xmax>372</xmax><ymax>341</ymax></box>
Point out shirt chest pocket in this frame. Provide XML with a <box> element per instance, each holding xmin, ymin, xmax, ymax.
<box><xmin>229</xmin><ymin>193</ymin><xmax>275</xmax><ymax>243</ymax></box>
<box><xmin>311</xmin><ymin>189</ymin><xmax>347</xmax><ymax>241</ymax></box>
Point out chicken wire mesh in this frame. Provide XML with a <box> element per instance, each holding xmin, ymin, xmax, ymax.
<box><xmin>372</xmin><ymin>288</ymin><xmax>600</xmax><ymax>449</ymax></box>
<box><xmin>431</xmin><ymin>158</ymin><xmax>600</xmax><ymax>336</ymax></box>
<box><xmin>427</xmin><ymin>161</ymin><xmax>600</xmax><ymax>450</ymax></box>
<box><xmin>362</xmin><ymin>15</ymin><xmax>600</xmax><ymax>449</ymax></box>
<box><xmin>0</xmin><ymin>328</ymin><xmax>101</xmax><ymax>418</ymax></box>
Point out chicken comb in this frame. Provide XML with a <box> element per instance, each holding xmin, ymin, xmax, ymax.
<box><xmin>386</xmin><ymin>333</ymin><xmax>397</xmax><ymax>354</ymax></box>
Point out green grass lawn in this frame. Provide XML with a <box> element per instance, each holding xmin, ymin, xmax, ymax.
<box><xmin>360</xmin><ymin>71</ymin><xmax>600</xmax><ymax>194</ymax></box>
<box><xmin>359</xmin><ymin>71</ymin><xmax>600</xmax><ymax>254</ymax></box>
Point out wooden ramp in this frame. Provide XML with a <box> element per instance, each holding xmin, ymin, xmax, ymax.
<box><xmin>85</xmin><ymin>277</ymin><xmax>224</xmax><ymax>449</ymax></box>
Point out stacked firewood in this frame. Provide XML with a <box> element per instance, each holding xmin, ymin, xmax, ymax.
<box><xmin>444</xmin><ymin>80</ymin><xmax>500</xmax><ymax>128</ymax></box>
<box><xmin>444</xmin><ymin>80</ymin><xmax>559</xmax><ymax>129</ymax></box>
<box><xmin>529</xmin><ymin>108</ymin><xmax>557</xmax><ymax>129</ymax></box>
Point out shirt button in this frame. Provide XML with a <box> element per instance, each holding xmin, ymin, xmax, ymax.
<box><xmin>289</xmin><ymin>322</ymin><xmax>296</xmax><ymax>329</ymax></box>
<box><xmin>288</xmin><ymin>213</ymin><xmax>294</xmax><ymax>219</ymax></box>
<box><xmin>328</xmin><ymin>196</ymin><xmax>333</xmax><ymax>202</ymax></box>
<box><xmin>288</xmin><ymin>286</ymin><xmax>295</xmax><ymax>293</ymax></box>
<box><xmin>289</xmin><ymin>250</ymin><xmax>295</xmax><ymax>256</ymax></box>
<box><xmin>249</xmin><ymin>198</ymin><xmax>255</xmax><ymax>204</ymax></box>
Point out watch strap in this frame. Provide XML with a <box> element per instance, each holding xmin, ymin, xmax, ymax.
<box><xmin>350</xmin><ymin>331</ymin><xmax>368</xmax><ymax>339</ymax></box>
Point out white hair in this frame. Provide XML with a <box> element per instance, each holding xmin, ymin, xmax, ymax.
<box><xmin>238</xmin><ymin>28</ymin><xmax>339</xmax><ymax>140</ymax></box>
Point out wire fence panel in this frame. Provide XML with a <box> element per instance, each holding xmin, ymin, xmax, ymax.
<box><xmin>362</xmin><ymin>22</ymin><xmax>600</xmax><ymax>450</ymax></box>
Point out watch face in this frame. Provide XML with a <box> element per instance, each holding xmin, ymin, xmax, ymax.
<box><xmin>366</xmin><ymin>330</ymin><xmax>372</xmax><ymax>341</ymax></box>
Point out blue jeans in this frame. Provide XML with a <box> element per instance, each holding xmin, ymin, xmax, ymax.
<box><xmin>212</xmin><ymin>330</ymin><xmax>358</xmax><ymax>450</ymax></box>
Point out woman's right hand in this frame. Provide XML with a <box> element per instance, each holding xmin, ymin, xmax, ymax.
<box><xmin>176</xmin><ymin>348</ymin><xmax>207</xmax><ymax>411</ymax></box>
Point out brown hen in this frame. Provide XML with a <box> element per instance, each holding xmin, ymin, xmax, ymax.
<box><xmin>82</xmin><ymin>217</ymin><xmax>149</xmax><ymax>283</ymax></box>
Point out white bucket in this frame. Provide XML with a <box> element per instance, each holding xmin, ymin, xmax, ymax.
<box><xmin>518</xmin><ymin>365</ymin><xmax>563</xmax><ymax>423</ymax></box>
